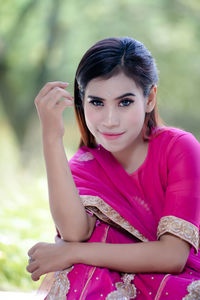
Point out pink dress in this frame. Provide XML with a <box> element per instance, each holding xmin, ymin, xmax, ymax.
<box><xmin>40</xmin><ymin>127</ymin><xmax>200</xmax><ymax>299</ymax></box>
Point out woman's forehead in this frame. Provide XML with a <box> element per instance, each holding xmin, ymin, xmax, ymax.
<box><xmin>84</xmin><ymin>73</ymin><xmax>140</xmax><ymax>97</ymax></box>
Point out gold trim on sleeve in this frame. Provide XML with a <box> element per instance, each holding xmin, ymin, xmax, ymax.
<box><xmin>80</xmin><ymin>195</ymin><xmax>148</xmax><ymax>242</ymax></box>
<box><xmin>157</xmin><ymin>216</ymin><xmax>199</xmax><ymax>253</ymax></box>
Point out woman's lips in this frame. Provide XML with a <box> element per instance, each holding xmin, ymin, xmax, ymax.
<box><xmin>100</xmin><ymin>131</ymin><xmax>125</xmax><ymax>140</ymax></box>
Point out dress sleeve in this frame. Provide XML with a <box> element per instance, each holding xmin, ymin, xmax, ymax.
<box><xmin>157</xmin><ymin>132</ymin><xmax>200</xmax><ymax>252</ymax></box>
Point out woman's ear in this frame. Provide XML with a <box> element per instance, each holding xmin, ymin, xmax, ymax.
<box><xmin>146</xmin><ymin>85</ymin><xmax>157</xmax><ymax>113</ymax></box>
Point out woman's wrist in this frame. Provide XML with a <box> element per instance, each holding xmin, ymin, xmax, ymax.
<box><xmin>42</xmin><ymin>132</ymin><xmax>64</xmax><ymax>147</ymax></box>
<box><xmin>52</xmin><ymin>240</ymin><xmax>81</xmax><ymax>270</ymax></box>
<box><xmin>68</xmin><ymin>242</ymin><xmax>84</xmax><ymax>266</ymax></box>
<box><xmin>70</xmin><ymin>242</ymin><xmax>99</xmax><ymax>267</ymax></box>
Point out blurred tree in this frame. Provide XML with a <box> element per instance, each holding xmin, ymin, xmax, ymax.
<box><xmin>0</xmin><ymin>0</ymin><xmax>200</xmax><ymax>292</ymax></box>
<box><xmin>0</xmin><ymin>0</ymin><xmax>64</xmax><ymax>143</ymax></box>
<box><xmin>0</xmin><ymin>0</ymin><xmax>199</xmax><ymax>150</ymax></box>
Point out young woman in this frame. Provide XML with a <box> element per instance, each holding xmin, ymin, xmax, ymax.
<box><xmin>27</xmin><ymin>37</ymin><xmax>200</xmax><ymax>299</ymax></box>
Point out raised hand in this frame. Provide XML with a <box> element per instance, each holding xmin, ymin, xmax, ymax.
<box><xmin>34</xmin><ymin>81</ymin><xmax>74</xmax><ymax>142</ymax></box>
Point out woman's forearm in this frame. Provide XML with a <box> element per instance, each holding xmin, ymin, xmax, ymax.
<box><xmin>72</xmin><ymin>234</ymin><xmax>190</xmax><ymax>274</ymax></box>
<box><xmin>26</xmin><ymin>234</ymin><xmax>190</xmax><ymax>281</ymax></box>
<box><xmin>33</xmin><ymin>82</ymin><xmax>95</xmax><ymax>241</ymax></box>
<box><xmin>43</xmin><ymin>137</ymin><xmax>94</xmax><ymax>241</ymax></box>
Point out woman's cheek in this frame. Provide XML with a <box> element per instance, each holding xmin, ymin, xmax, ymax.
<box><xmin>85</xmin><ymin>108</ymin><xmax>99</xmax><ymax>129</ymax></box>
<box><xmin>84</xmin><ymin>113</ymin><xmax>96</xmax><ymax>135</ymax></box>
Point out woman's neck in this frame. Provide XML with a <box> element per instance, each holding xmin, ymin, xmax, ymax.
<box><xmin>111</xmin><ymin>138</ymin><xmax>149</xmax><ymax>174</ymax></box>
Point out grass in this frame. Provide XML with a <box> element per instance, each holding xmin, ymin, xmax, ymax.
<box><xmin>0</xmin><ymin>119</ymin><xmax>79</xmax><ymax>291</ymax></box>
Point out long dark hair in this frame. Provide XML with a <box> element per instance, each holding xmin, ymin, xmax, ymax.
<box><xmin>74</xmin><ymin>37</ymin><xmax>160</xmax><ymax>148</ymax></box>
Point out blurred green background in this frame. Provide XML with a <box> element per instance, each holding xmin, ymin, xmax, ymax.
<box><xmin>0</xmin><ymin>0</ymin><xmax>200</xmax><ymax>292</ymax></box>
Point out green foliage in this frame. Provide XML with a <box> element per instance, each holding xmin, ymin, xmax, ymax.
<box><xmin>0</xmin><ymin>0</ymin><xmax>200</xmax><ymax>143</ymax></box>
<box><xmin>0</xmin><ymin>121</ymin><xmax>55</xmax><ymax>291</ymax></box>
<box><xmin>0</xmin><ymin>0</ymin><xmax>200</xmax><ymax>292</ymax></box>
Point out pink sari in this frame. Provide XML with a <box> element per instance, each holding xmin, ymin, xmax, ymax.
<box><xmin>39</xmin><ymin>128</ymin><xmax>200</xmax><ymax>299</ymax></box>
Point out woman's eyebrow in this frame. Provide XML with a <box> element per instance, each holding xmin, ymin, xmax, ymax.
<box><xmin>87</xmin><ymin>95</ymin><xmax>104</xmax><ymax>101</ymax></box>
<box><xmin>87</xmin><ymin>92</ymin><xmax>136</xmax><ymax>100</ymax></box>
<box><xmin>115</xmin><ymin>92</ymin><xmax>136</xmax><ymax>99</ymax></box>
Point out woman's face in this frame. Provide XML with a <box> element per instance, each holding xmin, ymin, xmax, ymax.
<box><xmin>83</xmin><ymin>72</ymin><xmax>155</xmax><ymax>154</ymax></box>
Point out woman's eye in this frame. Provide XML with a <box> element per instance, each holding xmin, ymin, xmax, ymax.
<box><xmin>119</xmin><ymin>99</ymin><xmax>134</xmax><ymax>107</ymax></box>
<box><xmin>89</xmin><ymin>100</ymin><xmax>104</xmax><ymax>106</ymax></box>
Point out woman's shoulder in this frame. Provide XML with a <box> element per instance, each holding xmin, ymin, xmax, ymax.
<box><xmin>151</xmin><ymin>126</ymin><xmax>200</xmax><ymax>157</ymax></box>
<box><xmin>151</xmin><ymin>126</ymin><xmax>199</xmax><ymax>145</ymax></box>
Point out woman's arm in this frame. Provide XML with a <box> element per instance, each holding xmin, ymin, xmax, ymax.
<box><xmin>75</xmin><ymin>233</ymin><xmax>190</xmax><ymax>274</ymax></box>
<box><xmin>42</xmin><ymin>137</ymin><xmax>96</xmax><ymax>241</ymax></box>
<box><xmin>35</xmin><ymin>81</ymin><xmax>96</xmax><ymax>241</ymax></box>
<box><xmin>27</xmin><ymin>233</ymin><xmax>190</xmax><ymax>281</ymax></box>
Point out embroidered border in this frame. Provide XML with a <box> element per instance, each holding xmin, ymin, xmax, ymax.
<box><xmin>80</xmin><ymin>195</ymin><xmax>148</xmax><ymax>242</ymax></box>
<box><xmin>182</xmin><ymin>280</ymin><xmax>200</xmax><ymax>299</ymax></box>
<box><xmin>45</xmin><ymin>267</ymin><xmax>73</xmax><ymax>300</ymax></box>
<box><xmin>157</xmin><ymin>216</ymin><xmax>199</xmax><ymax>253</ymax></box>
<box><xmin>106</xmin><ymin>273</ymin><xmax>137</xmax><ymax>299</ymax></box>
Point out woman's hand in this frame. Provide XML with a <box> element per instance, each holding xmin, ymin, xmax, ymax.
<box><xmin>35</xmin><ymin>81</ymin><xmax>74</xmax><ymax>142</ymax></box>
<box><xmin>26</xmin><ymin>239</ymin><xmax>74</xmax><ymax>281</ymax></box>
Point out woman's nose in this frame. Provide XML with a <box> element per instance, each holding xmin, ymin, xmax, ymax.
<box><xmin>102</xmin><ymin>108</ymin><xmax>120</xmax><ymax>128</ymax></box>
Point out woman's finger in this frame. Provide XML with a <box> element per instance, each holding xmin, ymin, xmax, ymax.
<box><xmin>26</xmin><ymin>261</ymin><xmax>38</xmax><ymax>273</ymax></box>
<box><xmin>28</xmin><ymin>244</ymin><xmax>38</xmax><ymax>257</ymax></box>
<box><xmin>31</xmin><ymin>264</ymin><xmax>49</xmax><ymax>281</ymax></box>
<box><xmin>40</xmin><ymin>87</ymin><xmax>74</xmax><ymax>108</ymax></box>
<box><xmin>28</xmin><ymin>242</ymin><xmax>46</xmax><ymax>257</ymax></box>
<box><xmin>57</xmin><ymin>99</ymin><xmax>74</xmax><ymax>113</ymax></box>
<box><xmin>31</xmin><ymin>269</ymin><xmax>42</xmax><ymax>281</ymax></box>
<box><xmin>35</xmin><ymin>81</ymin><xmax>69</xmax><ymax>104</ymax></box>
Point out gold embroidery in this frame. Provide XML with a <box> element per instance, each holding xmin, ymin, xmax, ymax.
<box><xmin>80</xmin><ymin>195</ymin><xmax>148</xmax><ymax>242</ymax></box>
<box><xmin>77</xmin><ymin>152</ymin><xmax>94</xmax><ymax>161</ymax></box>
<box><xmin>182</xmin><ymin>280</ymin><xmax>200</xmax><ymax>299</ymax></box>
<box><xmin>106</xmin><ymin>273</ymin><xmax>136</xmax><ymax>299</ymax></box>
<box><xmin>157</xmin><ymin>216</ymin><xmax>199</xmax><ymax>253</ymax></box>
<box><xmin>45</xmin><ymin>267</ymin><xmax>73</xmax><ymax>300</ymax></box>
<box><xmin>36</xmin><ymin>272</ymin><xmax>56</xmax><ymax>298</ymax></box>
